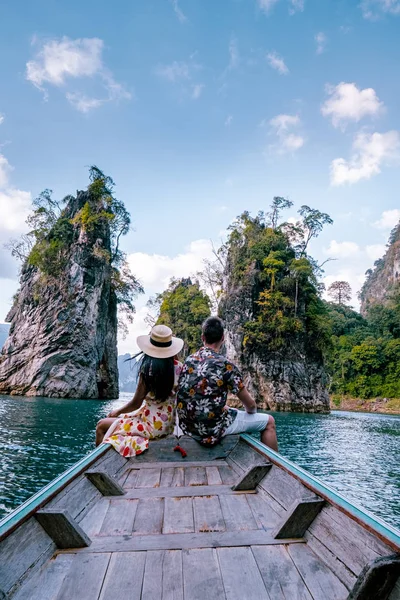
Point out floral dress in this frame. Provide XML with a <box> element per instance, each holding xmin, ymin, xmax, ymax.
<box><xmin>104</xmin><ymin>361</ymin><xmax>182</xmax><ymax>458</ymax></box>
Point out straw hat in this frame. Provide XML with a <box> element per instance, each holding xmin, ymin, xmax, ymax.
<box><xmin>137</xmin><ymin>325</ymin><xmax>184</xmax><ymax>359</ymax></box>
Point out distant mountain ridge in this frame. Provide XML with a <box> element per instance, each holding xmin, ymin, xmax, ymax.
<box><xmin>360</xmin><ymin>222</ymin><xmax>400</xmax><ymax>315</ymax></box>
<box><xmin>118</xmin><ymin>354</ymin><xmax>139</xmax><ymax>392</ymax></box>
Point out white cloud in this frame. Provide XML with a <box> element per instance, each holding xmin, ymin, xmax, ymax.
<box><xmin>361</xmin><ymin>0</ymin><xmax>400</xmax><ymax>19</ymax></box>
<box><xmin>228</xmin><ymin>36</ymin><xmax>239</xmax><ymax>70</ymax></box>
<box><xmin>321</xmin><ymin>82</ymin><xmax>384</xmax><ymax>128</ymax></box>
<box><xmin>26</xmin><ymin>36</ymin><xmax>130</xmax><ymax>111</ymax></box>
<box><xmin>330</xmin><ymin>130</ymin><xmax>400</xmax><ymax>185</ymax></box>
<box><xmin>366</xmin><ymin>244</ymin><xmax>386</xmax><ymax>260</ymax></box>
<box><xmin>315</xmin><ymin>32</ymin><xmax>327</xmax><ymax>54</ymax></box>
<box><xmin>0</xmin><ymin>188</ymin><xmax>32</xmax><ymax>233</ymax></box>
<box><xmin>225</xmin><ymin>115</ymin><xmax>233</xmax><ymax>127</ymax></box>
<box><xmin>269</xmin><ymin>114</ymin><xmax>304</xmax><ymax>154</ymax></box>
<box><xmin>266</xmin><ymin>51</ymin><xmax>289</xmax><ymax>75</ymax></box>
<box><xmin>191</xmin><ymin>83</ymin><xmax>204</xmax><ymax>99</ymax></box>
<box><xmin>156</xmin><ymin>61</ymin><xmax>191</xmax><ymax>82</ymax></box>
<box><xmin>0</xmin><ymin>154</ymin><xmax>12</xmax><ymax>188</ymax></box>
<box><xmin>0</xmin><ymin>114</ymin><xmax>4</xmax><ymax>125</ymax></box>
<box><xmin>373</xmin><ymin>209</ymin><xmax>400</xmax><ymax>229</ymax></box>
<box><xmin>257</xmin><ymin>0</ymin><xmax>304</xmax><ymax>14</ymax></box>
<box><xmin>170</xmin><ymin>0</ymin><xmax>188</xmax><ymax>23</ymax></box>
<box><xmin>324</xmin><ymin>240</ymin><xmax>360</xmax><ymax>258</ymax></box>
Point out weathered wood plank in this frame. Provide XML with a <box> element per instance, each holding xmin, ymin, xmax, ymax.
<box><xmin>227</xmin><ymin>438</ymin><xmax>263</xmax><ymax>471</ymax></box>
<box><xmin>163</xmin><ymin>550</ymin><xmax>183</xmax><ymax>600</ymax></box>
<box><xmin>252</xmin><ymin>545</ymin><xmax>313</xmax><ymax>600</ymax></box>
<box><xmin>48</xmin><ymin>476</ymin><xmax>102</xmax><ymax>523</ymax></box>
<box><xmin>218</xmin><ymin>465</ymin><xmax>237</xmax><ymax>485</ymax></box>
<box><xmin>182</xmin><ymin>548</ymin><xmax>225</xmax><ymax>600</ymax></box>
<box><xmin>172</xmin><ymin>467</ymin><xmax>185</xmax><ymax>487</ymax></box>
<box><xmin>35</xmin><ymin>509</ymin><xmax>91</xmax><ymax>549</ymax></box>
<box><xmin>247</xmin><ymin>489</ymin><xmax>282</xmax><ymax>529</ymax></box>
<box><xmin>56</xmin><ymin>553</ymin><xmax>110</xmax><ymax>600</ymax></box>
<box><xmin>206</xmin><ymin>467</ymin><xmax>223</xmax><ymax>486</ymax></box>
<box><xmin>123</xmin><ymin>484</ymin><xmax>246</xmax><ymax>499</ymax></box>
<box><xmin>129</xmin><ymin>435</ymin><xmax>239</xmax><ymax>462</ymax></box>
<box><xmin>85</xmin><ymin>471</ymin><xmax>125</xmax><ymax>496</ymax></box>
<box><xmin>160</xmin><ymin>467</ymin><xmax>175</xmax><ymax>487</ymax></box>
<box><xmin>98</xmin><ymin>552</ymin><xmax>146</xmax><ymax>600</ymax></box>
<box><xmin>193</xmin><ymin>496</ymin><xmax>226</xmax><ymax>533</ymax></box>
<box><xmin>304</xmin><ymin>532</ymin><xmax>357</xmax><ymax>590</ymax></box>
<box><xmin>288</xmin><ymin>543</ymin><xmax>349</xmax><ymax>600</ymax></box>
<box><xmin>273</xmin><ymin>498</ymin><xmax>325</xmax><ymax>539</ymax></box>
<box><xmin>185</xmin><ymin>467</ymin><xmax>207</xmax><ymax>486</ymax></box>
<box><xmin>141</xmin><ymin>550</ymin><xmax>164</xmax><ymax>600</ymax></box>
<box><xmin>219</xmin><ymin>494</ymin><xmax>258</xmax><ymax>531</ymax></box>
<box><xmin>133</xmin><ymin>498</ymin><xmax>164</xmax><ymax>535</ymax></box>
<box><xmin>348</xmin><ymin>554</ymin><xmax>400</xmax><ymax>600</ymax></box>
<box><xmin>123</xmin><ymin>469</ymin><xmax>139</xmax><ymax>489</ymax></box>
<box><xmin>99</xmin><ymin>499</ymin><xmax>138</xmax><ymax>536</ymax></box>
<box><xmin>79</xmin><ymin>499</ymin><xmax>110</xmax><ymax>537</ymax></box>
<box><xmin>259</xmin><ymin>466</ymin><xmax>316</xmax><ymax>510</ymax></box>
<box><xmin>218</xmin><ymin>546</ymin><xmax>271</xmax><ymax>599</ymax></box>
<box><xmin>0</xmin><ymin>518</ymin><xmax>55</xmax><ymax>597</ymax></box>
<box><xmin>135</xmin><ymin>468</ymin><xmax>161</xmax><ymax>488</ymax></box>
<box><xmin>74</xmin><ymin>530</ymin><xmax>305</xmax><ymax>553</ymax></box>
<box><xmin>128</xmin><ymin>460</ymin><xmax>228</xmax><ymax>469</ymax></box>
<box><xmin>12</xmin><ymin>554</ymin><xmax>75</xmax><ymax>600</ymax></box>
<box><xmin>389</xmin><ymin>577</ymin><xmax>400</xmax><ymax>600</ymax></box>
<box><xmin>232</xmin><ymin>464</ymin><xmax>272</xmax><ymax>491</ymax></box>
<box><xmin>163</xmin><ymin>497</ymin><xmax>194</xmax><ymax>534</ymax></box>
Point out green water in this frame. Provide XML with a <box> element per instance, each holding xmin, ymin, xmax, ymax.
<box><xmin>0</xmin><ymin>394</ymin><xmax>399</xmax><ymax>528</ymax></box>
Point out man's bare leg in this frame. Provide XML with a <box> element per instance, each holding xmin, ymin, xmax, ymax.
<box><xmin>96</xmin><ymin>418</ymin><xmax>117</xmax><ymax>446</ymax></box>
<box><xmin>261</xmin><ymin>415</ymin><xmax>278</xmax><ymax>451</ymax></box>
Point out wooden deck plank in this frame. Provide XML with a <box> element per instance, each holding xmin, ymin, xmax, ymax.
<box><xmin>193</xmin><ymin>496</ymin><xmax>226</xmax><ymax>533</ymax></box>
<box><xmin>185</xmin><ymin>467</ymin><xmax>207</xmax><ymax>486</ymax></box>
<box><xmin>141</xmin><ymin>550</ymin><xmax>164</xmax><ymax>600</ymax></box>
<box><xmin>219</xmin><ymin>494</ymin><xmax>258</xmax><ymax>531</ymax></box>
<box><xmin>288</xmin><ymin>543</ymin><xmax>350</xmax><ymax>600</ymax></box>
<box><xmin>162</xmin><ymin>550</ymin><xmax>183</xmax><ymax>600</ymax></box>
<box><xmin>79</xmin><ymin>499</ymin><xmax>110</xmax><ymax>537</ymax></box>
<box><xmin>98</xmin><ymin>552</ymin><xmax>146</xmax><ymax>600</ymax></box>
<box><xmin>160</xmin><ymin>467</ymin><xmax>175</xmax><ymax>487</ymax></box>
<box><xmin>163</xmin><ymin>497</ymin><xmax>194</xmax><ymax>534</ymax></box>
<box><xmin>135</xmin><ymin>468</ymin><xmax>161</xmax><ymax>488</ymax></box>
<box><xmin>133</xmin><ymin>498</ymin><xmax>164</xmax><ymax>535</ymax></box>
<box><xmin>182</xmin><ymin>548</ymin><xmax>226</xmax><ymax>600</ymax></box>
<box><xmin>129</xmin><ymin>435</ymin><xmax>239</xmax><ymax>463</ymax></box>
<box><xmin>206</xmin><ymin>467</ymin><xmax>223</xmax><ymax>486</ymax></box>
<box><xmin>217</xmin><ymin>546</ymin><xmax>271</xmax><ymax>600</ymax></box>
<box><xmin>252</xmin><ymin>545</ymin><xmax>313</xmax><ymax>600</ymax></box>
<box><xmin>218</xmin><ymin>466</ymin><xmax>237</xmax><ymax>485</ymax></box>
<box><xmin>99</xmin><ymin>499</ymin><xmax>138</xmax><ymax>536</ymax></box>
<box><xmin>247</xmin><ymin>489</ymin><xmax>282</xmax><ymax>530</ymax></box>
<box><xmin>304</xmin><ymin>533</ymin><xmax>356</xmax><ymax>590</ymax></box>
<box><xmin>171</xmin><ymin>467</ymin><xmax>185</xmax><ymax>487</ymax></box>
<box><xmin>123</xmin><ymin>484</ymin><xmax>240</xmax><ymax>499</ymax></box>
<box><xmin>127</xmin><ymin>460</ymin><xmax>228</xmax><ymax>469</ymax></box>
<box><xmin>123</xmin><ymin>469</ymin><xmax>139</xmax><ymax>489</ymax></box>
<box><xmin>55</xmin><ymin>553</ymin><xmax>110</xmax><ymax>600</ymax></box>
<box><xmin>76</xmin><ymin>530</ymin><xmax>303</xmax><ymax>552</ymax></box>
<box><xmin>12</xmin><ymin>554</ymin><xmax>75</xmax><ymax>600</ymax></box>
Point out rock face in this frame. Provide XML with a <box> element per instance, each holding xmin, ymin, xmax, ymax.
<box><xmin>360</xmin><ymin>222</ymin><xmax>400</xmax><ymax>315</ymax></box>
<box><xmin>220</xmin><ymin>278</ymin><xmax>330</xmax><ymax>414</ymax></box>
<box><xmin>0</xmin><ymin>191</ymin><xmax>119</xmax><ymax>399</ymax></box>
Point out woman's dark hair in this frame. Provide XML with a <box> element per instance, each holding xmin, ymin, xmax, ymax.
<box><xmin>139</xmin><ymin>354</ymin><xmax>175</xmax><ymax>401</ymax></box>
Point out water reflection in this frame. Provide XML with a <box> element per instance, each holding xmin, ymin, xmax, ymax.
<box><xmin>0</xmin><ymin>396</ymin><xmax>399</xmax><ymax>528</ymax></box>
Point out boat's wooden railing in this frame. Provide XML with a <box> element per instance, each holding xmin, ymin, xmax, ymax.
<box><xmin>241</xmin><ymin>434</ymin><xmax>400</xmax><ymax>552</ymax></box>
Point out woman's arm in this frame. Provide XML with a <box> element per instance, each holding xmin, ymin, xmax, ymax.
<box><xmin>107</xmin><ymin>376</ymin><xmax>147</xmax><ymax>417</ymax></box>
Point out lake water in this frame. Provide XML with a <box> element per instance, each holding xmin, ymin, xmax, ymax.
<box><xmin>0</xmin><ymin>394</ymin><xmax>399</xmax><ymax>528</ymax></box>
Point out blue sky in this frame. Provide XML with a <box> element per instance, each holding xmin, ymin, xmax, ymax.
<box><xmin>0</xmin><ymin>0</ymin><xmax>399</xmax><ymax>352</ymax></box>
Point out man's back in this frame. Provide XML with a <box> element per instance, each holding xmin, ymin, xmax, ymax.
<box><xmin>177</xmin><ymin>346</ymin><xmax>243</xmax><ymax>446</ymax></box>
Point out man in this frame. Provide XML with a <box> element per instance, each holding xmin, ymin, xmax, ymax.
<box><xmin>177</xmin><ymin>316</ymin><xmax>278</xmax><ymax>450</ymax></box>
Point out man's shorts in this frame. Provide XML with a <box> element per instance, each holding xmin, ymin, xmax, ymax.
<box><xmin>223</xmin><ymin>409</ymin><xmax>270</xmax><ymax>436</ymax></box>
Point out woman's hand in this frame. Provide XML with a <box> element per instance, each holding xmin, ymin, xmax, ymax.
<box><xmin>107</xmin><ymin>408</ymin><xmax>121</xmax><ymax>418</ymax></box>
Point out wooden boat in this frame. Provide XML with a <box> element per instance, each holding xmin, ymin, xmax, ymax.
<box><xmin>0</xmin><ymin>433</ymin><xmax>399</xmax><ymax>600</ymax></box>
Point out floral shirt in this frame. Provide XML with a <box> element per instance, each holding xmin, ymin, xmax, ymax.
<box><xmin>177</xmin><ymin>347</ymin><xmax>244</xmax><ymax>446</ymax></box>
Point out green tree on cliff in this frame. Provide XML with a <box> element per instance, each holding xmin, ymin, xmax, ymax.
<box><xmin>149</xmin><ymin>278</ymin><xmax>211</xmax><ymax>357</ymax></box>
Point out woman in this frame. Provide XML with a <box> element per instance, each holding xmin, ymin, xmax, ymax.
<box><xmin>96</xmin><ymin>325</ymin><xmax>184</xmax><ymax>457</ymax></box>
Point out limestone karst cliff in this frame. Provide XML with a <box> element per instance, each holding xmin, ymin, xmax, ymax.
<box><xmin>0</xmin><ymin>169</ymin><xmax>141</xmax><ymax>398</ymax></box>
<box><xmin>360</xmin><ymin>222</ymin><xmax>400</xmax><ymax>316</ymax></box>
<box><xmin>219</xmin><ymin>209</ymin><xmax>331</xmax><ymax>413</ymax></box>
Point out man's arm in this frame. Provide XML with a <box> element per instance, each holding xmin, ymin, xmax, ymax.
<box><xmin>237</xmin><ymin>387</ymin><xmax>257</xmax><ymax>414</ymax></box>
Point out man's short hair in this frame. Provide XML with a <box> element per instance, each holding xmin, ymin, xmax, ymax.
<box><xmin>202</xmin><ymin>316</ymin><xmax>224</xmax><ymax>344</ymax></box>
